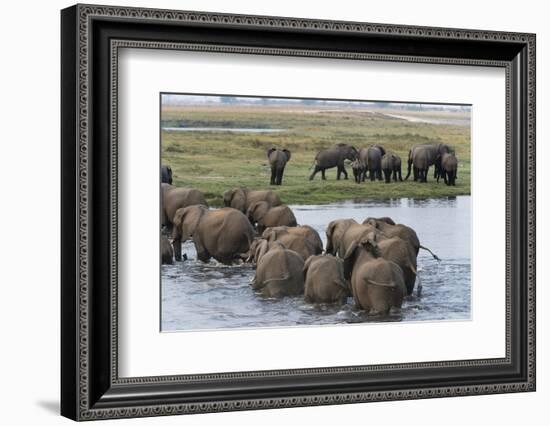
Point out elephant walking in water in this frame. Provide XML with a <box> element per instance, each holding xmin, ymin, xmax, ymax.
<box><xmin>267</xmin><ymin>148</ymin><xmax>291</xmax><ymax>185</ymax></box>
<box><xmin>251</xmin><ymin>243</ymin><xmax>305</xmax><ymax>298</ymax></box>
<box><xmin>309</xmin><ymin>143</ymin><xmax>358</xmax><ymax>181</ymax></box>
<box><xmin>246</xmin><ymin>201</ymin><xmax>297</xmax><ymax>233</ymax></box>
<box><xmin>303</xmin><ymin>255</ymin><xmax>350</xmax><ymax>305</ymax></box>
<box><xmin>343</xmin><ymin>233</ymin><xmax>407</xmax><ymax>316</ymax></box>
<box><xmin>223</xmin><ymin>187</ymin><xmax>282</xmax><ymax>213</ymax></box>
<box><xmin>171</xmin><ymin>205</ymin><xmax>255</xmax><ymax>264</ymax></box>
<box><xmin>161</xmin><ymin>183</ymin><xmax>208</xmax><ymax>231</ymax></box>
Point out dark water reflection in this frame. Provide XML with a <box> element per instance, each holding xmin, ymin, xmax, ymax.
<box><xmin>161</xmin><ymin>196</ymin><xmax>471</xmax><ymax>331</ymax></box>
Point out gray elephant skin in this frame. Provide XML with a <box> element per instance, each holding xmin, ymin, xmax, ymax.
<box><xmin>262</xmin><ymin>225</ymin><xmax>323</xmax><ymax>255</ymax></box>
<box><xmin>160</xmin><ymin>235</ymin><xmax>174</xmax><ymax>265</ymax></box>
<box><xmin>303</xmin><ymin>255</ymin><xmax>349</xmax><ymax>304</ymax></box>
<box><xmin>359</xmin><ymin>145</ymin><xmax>385</xmax><ymax>181</ymax></box>
<box><xmin>161</xmin><ymin>165</ymin><xmax>173</xmax><ymax>184</ymax></box>
<box><xmin>343</xmin><ymin>235</ymin><xmax>406</xmax><ymax>315</ymax></box>
<box><xmin>247</xmin><ymin>201</ymin><xmax>297</xmax><ymax>233</ymax></box>
<box><xmin>263</xmin><ymin>230</ymin><xmax>318</xmax><ymax>261</ymax></box>
<box><xmin>267</xmin><ymin>148</ymin><xmax>291</xmax><ymax>185</ymax></box>
<box><xmin>351</xmin><ymin>159</ymin><xmax>366</xmax><ymax>183</ymax></box>
<box><xmin>172</xmin><ymin>205</ymin><xmax>255</xmax><ymax>264</ymax></box>
<box><xmin>223</xmin><ymin>187</ymin><xmax>282</xmax><ymax>213</ymax></box>
<box><xmin>309</xmin><ymin>143</ymin><xmax>358</xmax><ymax>181</ymax></box>
<box><xmin>381</xmin><ymin>153</ymin><xmax>403</xmax><ymax>183</ymax></box>
<box><xmin>161</xmin><ymin>183</ymin><xmax>208</xmax><ymax>230</ymax></box>
<box><xmin>438</xmin><ymin>152</ymin><xmax>458</xmax><ymax>186</ymax></box>
<box><xmin>405</xmin><ymin>143</ymin><xmax>451</xmax><ymax>183</ymax></box>
<box><xmin>251</xmin><ymin>243</ymin><xmax>305</xmax><ymax>297</ymax></box>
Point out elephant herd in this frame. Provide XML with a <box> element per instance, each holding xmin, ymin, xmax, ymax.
<box><xmin>160</xmin><ymin>179</ymin><xmax>441</xmax><ymax>316</ymax></box>
<box><xmin>266</xmin><ymin>142</ymin><xmax>459</xmax><ymax>186</ymax></box>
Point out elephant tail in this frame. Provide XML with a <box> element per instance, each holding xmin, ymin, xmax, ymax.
<box><xmin>419</xmin><ymin>245</ymin><xmax>441</xmax><ymax>261</ymax></box>
<box><xmin>404</xmin><ymin>150</ymin><xmax>412</xmax><ymax>180</ymax></box>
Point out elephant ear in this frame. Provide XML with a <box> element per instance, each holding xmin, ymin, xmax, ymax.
<box><xmin>302</xmin><ymin>255</ymin><xmax>315</xmax><ymax>281</ymax></box>
<box><xmin>231</xmin><ymin>188</ymin><xmax>247</xmax><ymax>212</ymax></box>
<box><xmin>343</xmin><ymin>241</ymin><xmax>359</xmax><ymax>280</ymax></box>
<box><xmin>255</xmin><ymin>239</ymin><xmax>270</xmax><ymax>264</ymax></box>
<box><xmin>248</xmin><ymin>201</ymin><xmax>267</xmax><ymax>223</ymax></box>
<box><xmin>267</xmin><ymin>147</ymin><xmax>277</xmax><ymax>159</ymax></box>
<box><xmin>282</xmin><ymin>149</ymin><xmax>291</xmax><ymax>161</ymax></box>
<box><xmin>171</xmin><ymin>207</ymin><xmax>188</xmax><ymax>240</ymax></box>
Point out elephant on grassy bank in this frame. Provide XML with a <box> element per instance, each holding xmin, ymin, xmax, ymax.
<box><xmin>303</xmin><ymin>255</ymin><xmax>350</xmax><ymax>304</ymax></box>
<box><xmin>309</xmin><ymin>143</ymin><xmax>358</xmax><ymax>181</ymax></box>
<box><xmin>351</xmin><ymin>159</ymin><xmax>366</xmax><ymax>183</ymax></box>
<box><xmin>438</xmin><ymin>152</ymin><xmax>458</xmax><ymax>186</ymax></box>
<box><xmin>359</xmin><ymin>145</ymin><xmax>385</xmax><ymax>181</ymax></box>
<box><xmin>171</xmin><ymin>205</ymin><xmax>255</xmax><ymax>264</ymax></box>
<box><xmin>223</xmin><ymin>187</ymin><xmax>282</xmax><ymax>213</ymax></box>
<box><xmin>381</xmin><ymin>153</ymin><xmax>403</xmax><ymax>183</ymax></box>
<box><xmin>247</xmin><ymin>202</ymin><xmax>297</xmax><ymax>233</ymax></box>
<box><xmin>405</xmin><ymin>143</ymin><xmax>451</xmax><ymax>183</ymax></box>
<box><xmin>161</xmin><ymin>165</ymin><xmax>173</xmax><ymax>184</ymax></box>
<box><xmin>161</xmin><ymin>183</ymin><xmax>208</xmax><ymax>231</ymax></box>
<box><xmin>251</xmin><ymin>243</ymin><xmax>305</xmax><ymax>297</ymax></box>
<box><xmin>343</xmin><ymin>234</ymin><xmax>407</xmax><ymax>315</ymax></box>
<box><xmin>267</xmin><ymin>148</ymin><xmax>291</xmax><ymax>185</ymax></box>
<box><xmin>160</xmin><ymin>235</ymin><xmax>174</xmax><ymax>265</ymax></box>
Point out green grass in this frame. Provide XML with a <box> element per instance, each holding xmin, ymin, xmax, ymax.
<box><xmin>161</xmin><ymin>105</ymin><xmax>470</xmax><ymax>207</ymax></box>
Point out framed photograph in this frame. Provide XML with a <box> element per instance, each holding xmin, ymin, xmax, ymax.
<box><xmin>61</xmin><ymin>4</ymin><xmax>536</xmax><ymax>421</ymax></box>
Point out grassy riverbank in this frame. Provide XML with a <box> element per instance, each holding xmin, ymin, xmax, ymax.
<box><xmin>161</xmin><ymin>104</ymin><xmax>471</xmax><ymax>207</ymax></box>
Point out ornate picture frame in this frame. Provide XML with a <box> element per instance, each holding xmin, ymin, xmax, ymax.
<box><xmin>61</xmin><ymin>4</ymin><xmax>535</xmax><ymax>421</ymax></box>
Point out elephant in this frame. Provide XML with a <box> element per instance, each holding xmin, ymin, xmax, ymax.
<box><xmin>351</xmin><ymin>159</ymin><xmax>366</xmax><ymax>183</ymax></box>
<box><xmin>325</xmin><ymin>218</ymin><xmax>359</xmax><ymax>256</ymax></box>
<box><xmin>171</xmin><ymin>205</ymin><xmax>255</xmax><ymax>264</ymax></box>
<box><xmin>222</xmin><ymin>187</ymin><xmax>282</xmax><ymax>213</ymax></box>
<box><xmin>363</xmin><ymin>217</ymin><xmax>440</xmax><ymax>260</ymax></box>
<box><xmin>381</xmin><ymin>153</ymin><xmax>403</xmax><ymax>183</ymax></box>
<box><xmin>303</xmin><ymin>255</ymin><xmax>350</xmax><ymax>304</ymax></box>
<box><xmin>267</xmin><ymin>148</ymin><xmax>291</xmax><ymax>185</ymax></box>
<box><xmin>160</xmin><ymin>235</ymin><xmax>174</xmax><ymax>265</ymax></box>
<box><xmin>376</xmin><ymin>235</ymin><xmax>417</xmax><ymax>295</ymax></box>
<box><xmin>309</xmin><ymin>143</ymin><xmax>358</xmax><ymax>181</ymax></box>
<box><xmin>405</xmin><ymin>143</ymin><xmax>451</xmax><ymax>182</ymax></box>
<box><xmin>438</xmin><ymin>152</ymin><xmax>458</xmax><ymax>186</ymax></box>
<box><xmin>262</xmin><ymin>225</ymin><xmax>323</xmax><ymax>255</ymax></box>
<box><xmin>161</xmin><ymin>165</ymin><xmax>173</xmax><ymax>184</ymax></box>
<box><xmin>161</xmin><ymin>183</ymin><xmax>208</xmax><ymax>231</ymax></box>
<box><xmin>343</xmin><ymin>233</ymin><xmax>407</xmax><ymax>315</ymax></box>
<box><xmin>246</xmin><ymin>201</ymin><xmax>297</xmax><ymax>233</ymax></box>
<box><xmin>361</xmin><ymin>145</ymin><xmax>384</xmax><ymax>181</ymax></box>
<box><xmin>251</xmin><ymin>244</ymin><xmax>305</xmax><ymax>297</ymax></box>
<box><xmin>263</xmin><ymin>231</ymin><xmax>318</xmax><ymax>262</ymax></box>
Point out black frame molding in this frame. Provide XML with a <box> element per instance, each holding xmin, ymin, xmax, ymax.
<box><xmin>61</xmin><ymin>4</ymin><xmax>535</xmax><ymax>421</ymax></box>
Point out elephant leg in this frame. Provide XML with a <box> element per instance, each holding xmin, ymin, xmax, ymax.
<box><xmin>383</xmin><ymin>169</ymin><xmax>390</xmax><ymax>183</ymax></box>
<box><xmin>413</xmin><ymin>167</ymin><xmax>418</xmax><ymax>181</ymax></box>
<box><xmin>321</xmin><ymin>169</ymin><xmax>327</xmax><ymax>180</ymax></box>
<box><xmin>309</xmin><ymin>165</ymin><xmax>320</xmax><ymax>180</ymax></box>
<box><xmin>342</xmin><ymin>166</ymin><xmax>348</xmax><ymax>180</ymax></box>
<box><xmin>369</xmin><ymin>169</ymin><xmax>375</xmax><ymax>181</ymax></box>
<box><xmin>270</xmin><ymin>168</ymin><xmax>276</xmax><ymax>185</ymax></box>
<box><xmin>173</xmin><ymin>237</ymin><xmax>182</xmax><ymax>261</ymax></box>
<box><xmin>277</xmin><ymin>166</ymin><xmax>285</xmax><ymax>185</ymax></box>
<box><xmin>336</xmin><ymin>166</ymin><xmax>341</xmax><ymax>180</ymax></box>
<box><xmin>377</xmin><ymin>168</ymin><xmax>383</xmax><ymax>181</ymax></box>
<box><xmin>361</xmin><ymin>169</ymin><xmax>366</xmax><ymax>182</ymax></box>
<box><xmin>194</xmin><ymin>238</ymin><xmax>211</xmax><ymax>263</ymax></box>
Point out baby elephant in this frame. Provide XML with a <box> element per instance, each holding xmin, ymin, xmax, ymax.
<box><xmin>303</xmin><ymin>255</ymin><xmax>350</xmax><ymax>304</ymax></box>
<box><xmin>351</xmin><ymin>159</ymin><xmax>366</xmax><ymax>184</ymax></box>
<box><xmin>267</xmin><ymin>148</ymin><xmax>291</xmax><ymax>185</ymax></box>
<box><xmin>438</xmin><ymin>152</ymin><xmax>458</xmax><ymax>186</ymax></box>
<box><xmin>247</xmin><ymin>201</ymin><xmax>297</xmax><ymax>233</ymax></box>
<box><xmin>251</xmin><ymin>244</ymin><xmax>305</xmax><ymax>297</ymax></box>
<box><xmin>381</xmin><ymin>153</ymin><xmax>403</xmax><ymax>183</ymax></box>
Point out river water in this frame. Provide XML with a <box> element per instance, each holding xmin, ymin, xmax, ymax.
<box><xmin>161</xmin><ymin>196</ymin><xmax>471</xmax><ymax>332</ymax></box>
